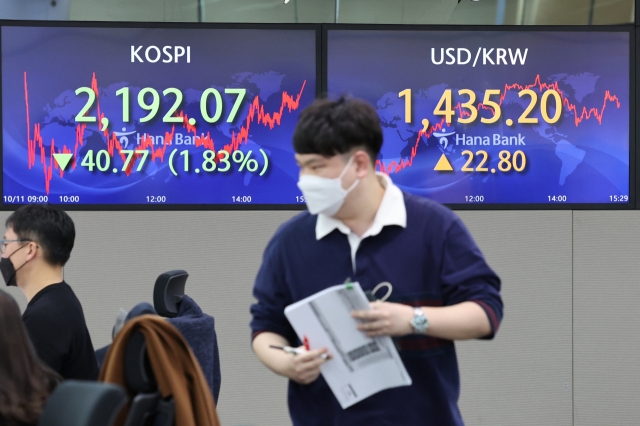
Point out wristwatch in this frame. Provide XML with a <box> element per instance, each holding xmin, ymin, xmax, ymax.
<box><xmin>410</xmin><ymin>307</ymin><xmax>429</xmax><ymax>334</ymax></box>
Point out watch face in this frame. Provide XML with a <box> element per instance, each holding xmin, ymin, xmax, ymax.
<box><xmin>411</xmin><ymin>309</ymin><xmax>428</xmax><ymax>333</ymax></box>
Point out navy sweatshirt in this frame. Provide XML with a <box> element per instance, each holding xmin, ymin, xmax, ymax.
<box><xmin>251</xmin><ymin>193</ymin><xmax>503</xmax><ymax>426</ymax></box>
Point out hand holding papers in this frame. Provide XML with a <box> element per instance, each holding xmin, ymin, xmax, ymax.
<box><xmin>284</xmin><ymin>282</ymin><xmax>412</xmax><ymax>408</ymax></box>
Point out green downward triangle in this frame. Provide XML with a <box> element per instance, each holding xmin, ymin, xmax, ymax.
<box><xmin>53</xmin><ymin>153</ymin><xmax>73</xmax><ymax>171</ymax></box>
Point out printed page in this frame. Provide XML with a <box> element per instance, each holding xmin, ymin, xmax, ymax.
<box><xmin>284</xmin><ymin>283</ymin><xmax>412</xmax><ymax>408</ymax></box>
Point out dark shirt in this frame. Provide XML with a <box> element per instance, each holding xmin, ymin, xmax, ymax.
<box><xmin>251</xmin><ymin>193</ymin><xmax>503</xmax><ymax>426</ymax></box>
<box><xmin>22</xmin><ymin>282</ymin><xmax>99</xmax><ymax>380</ymax></box>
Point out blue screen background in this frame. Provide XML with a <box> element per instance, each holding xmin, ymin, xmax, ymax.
<box><xmin>2</xmin><ymin>26</ymin><xmax>317</xmax><ymax>205</ymax></box>
<box><xmin>327</xmin><ymin>30</ymin><xmax>630</xmax><ymax>204</ymax></box>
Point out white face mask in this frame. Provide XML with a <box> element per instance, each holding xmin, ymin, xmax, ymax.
<box><xmin>297</xmin><ymin>156</ymin><xmax>360</xmax><ymax>216</ymax></box>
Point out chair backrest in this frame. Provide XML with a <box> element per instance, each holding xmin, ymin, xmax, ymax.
<box><xmin>124</xmin><ymin>331</ymin><xmax>157</xmax><ymax>394</ymax></box>
<box><xmin>38</xmin><ymin>381</ymin><xmax>127</xmax><ymax>426</ymax></box>
<box><xmin>153</xmin><ymin>270</ymin><xmax>188</xmax><ymax>318</ymax></box>
<box><xmin>123</xmin><ymin>330</ymin><xmax>175</xmax><ymax>426</ymax></box>
<box><xmin>153</xmin><ymin>270</ymin><xmax>221</xmax><ymax>401</ymax></box>
<box><xmin>153</xmin><ymin>269</ymin><xmax>221</xmax><ymax>402</ymax></box>
<box><xmin>166</xmin><ymin>299</ymin><xmax>221</xmax><ymax>403</ymax></box>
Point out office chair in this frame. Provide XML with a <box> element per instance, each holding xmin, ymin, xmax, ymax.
<box><xmin>38</xmin><ymin>380</ymin><xmax>127</xmax><ymax>426</ymax></box>
<box><xmin>100</xmin><ymin>315</ymin><xmax>220</xmax><ymax>426</ymax></box>
<box><xmin>153</xmin><ymin>270</ymin><xmax>221</xmax><ymax>402</ymax></box>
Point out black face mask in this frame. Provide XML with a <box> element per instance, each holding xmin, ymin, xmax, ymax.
<box><xmin>1</xmin><ymin>244</ymin><xmax>30</xmax><ymax>287</ymax></box>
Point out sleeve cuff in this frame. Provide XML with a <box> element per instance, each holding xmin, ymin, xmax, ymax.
<box><xmin>470</xmin><ymin>299</ymin><xmax>501</xmax><ymax>339</ymax></box>
<box><xmin>251</xmin><ymin>329</ymin><xmax>296</xmax><ymax>345</ymax></box>
<box><xmin>251</xmin><ymin>330</ymin><xmax>268</xmax><ymax>341</ymax></box>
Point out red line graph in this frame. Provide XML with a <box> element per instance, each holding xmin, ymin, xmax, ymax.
<box><xmin>376</xmin><ymin>74</ymin><xmax>621</xmax><ymax>175</ymax></box>
<box><xmin>24</xmin><ymin>72</ymin><xmax>306</xmax><ymax>194</ymax></box>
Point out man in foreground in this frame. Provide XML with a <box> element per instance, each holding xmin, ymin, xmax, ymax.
<box><xmin>250</xmin><ymin>97</ymin><xmax>503</xmax><ymax>425</ymax></box>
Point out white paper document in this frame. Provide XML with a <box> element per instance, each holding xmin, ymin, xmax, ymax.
<box><xmin>284</xmin><ymin>282</ymin><xmax>412</xmax><ymax>408</ymax></box>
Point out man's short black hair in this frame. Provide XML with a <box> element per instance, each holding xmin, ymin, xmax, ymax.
<box><xmin>5</xmin><ymin>204</ymin><xmax>75</xmax><ymax>267</ymax></box>
<box><xmin>293</xmin><ymin>96</ymin><xmax>383</xmax><ymax>164</ymax></box>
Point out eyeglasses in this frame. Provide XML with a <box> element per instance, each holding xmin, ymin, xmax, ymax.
<box><xmin>0</xmin><ymin>239</ymin><xmax>32</xmax><ymax>254</ymax></box>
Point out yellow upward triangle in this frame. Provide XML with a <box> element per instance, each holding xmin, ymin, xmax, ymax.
<box><xmin>434</xmin><ymin>153</ymin><xmax>453</xmax><ymax>171</ymax></box>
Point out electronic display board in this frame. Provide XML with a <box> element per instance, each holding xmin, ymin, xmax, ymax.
<box><xmin>326</xmin><ymin>27</ymin><xmax>633</xmax><ymax>206</ymax></box>
<box><xmin>1</xmin><ymin>23</ymin><xmax>319</xmax><ymax>208</ymax></box>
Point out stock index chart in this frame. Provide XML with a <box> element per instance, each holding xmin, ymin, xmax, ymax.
<box><xmin>327</xmin><ymin>29</ymin><xmax>631</xmax><ymax>205</ymax></box>
<box><xmin>1</xmin><ymin>24</ymin><xmax>317</xmax><ymax>207</ymax></box>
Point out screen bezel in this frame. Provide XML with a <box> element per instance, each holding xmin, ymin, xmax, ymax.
<box><xmin>0</xmin><ymin>20</ymin><xmax>321</xmax><ymax>211</ymax></box>
<box><xmin>323</xmin><ymin>24</ymin><xmax>637</xmax><ymax>211</ymax></box>
<box><xmin>0</xmin><ymin>22</ymin><xmax>635</xmax><ymax>211</ymax></box>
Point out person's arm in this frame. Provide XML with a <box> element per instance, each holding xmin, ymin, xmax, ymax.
<box><xmin>252</xmin><ymin>332</ymin><xmax>329</xmax><ymax>385</ymax></box>
<box><xmin>352</xmin><ymin>300</ymin><xmax>491</xmax><ymax>340</ymax></box>
<box><xmin>250</xmin><ymin>230</ymin><xmax>331</xmax><ymax>385</ymax></box>
<box><xmin>353</xmin><ymin>215</ymin><xmax>502</xmax><ymax>341</ymax></box>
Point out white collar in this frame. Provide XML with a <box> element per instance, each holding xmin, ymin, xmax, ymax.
<box><xmin>315</xmin><ymin>173</ymin><xmax>407</xmax><ymax>240</ymax></box>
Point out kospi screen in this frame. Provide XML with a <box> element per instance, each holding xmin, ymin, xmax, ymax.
<box><xmin>1</xmin><ymin>23</ymin><xmax>318</xmax><ymax>208</ymax></box>
<box><xmin>326</xmin><ymin>27</ymin><xmax>632</xmax><ymax>206</ymax></box>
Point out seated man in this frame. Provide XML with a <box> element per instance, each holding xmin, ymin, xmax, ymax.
<box><xmin>1</xmin><ymin>204</ymin><xmax>99</xmax><ymax>380</ymax></box>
